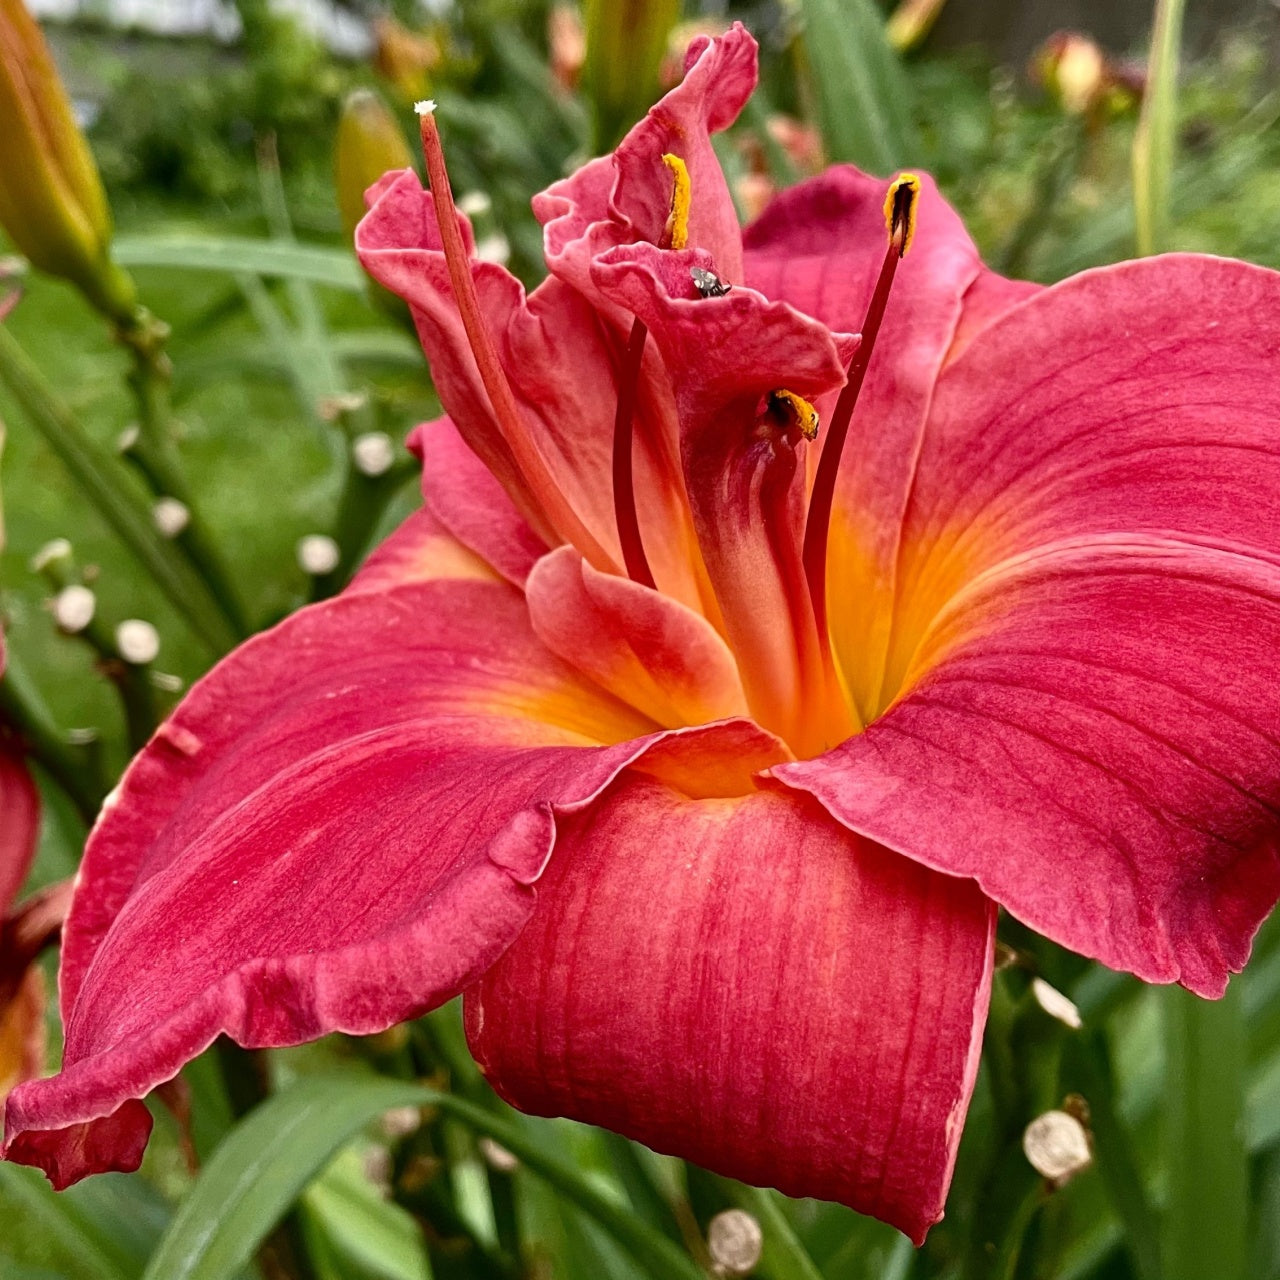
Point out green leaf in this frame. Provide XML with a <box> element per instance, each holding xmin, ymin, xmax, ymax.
<box><xmin>0</xmin><ymin>1163</ymin><xmax>156</xmax><ymax>1280</ymax></box>
<box><xmin>143</xmin><ymin>1075</ymin><xmax>703</xmax><ymax>1280</ymax></box>
<box><xmin>1132</xmin><ymin>0</ymin><xmax>1186</xmax><ymax>254</ymax></box>
<box><xmin>301</xmin><ymin>1149</ymin><xmax>431</xmax><ymax>1280</ymax></box>
<box><xmin>1161</xmin><ymin>982</ymin><xmax>1249</xmax><ymax>1280</ymax></box>
<box><xmin>794</xmin><ymin>0</ymin><xmax>917</xmax><ymax>172</ymax></box>
<box><xmin>112</xmin><ymin>236</ymin><xmax>365</xmax><ymax>292</ymax></box>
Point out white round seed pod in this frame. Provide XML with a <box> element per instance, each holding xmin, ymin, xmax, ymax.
<box><xmin>116</xmin><ymin>619</ymin><xmax>161</xmax><ymax>665</ymax></box>
<box><xmin>152</xmin><ymin>497</ymin><xmax>191</xmax><ymax>538</ymax></box>
<box><xmin>1023</xmin><ymin>1110</ymin><xmax>1092</xmax><ymax>1186</ymax></box>
<box><xmin>352</xmin><ymin>431</ymin><xmax>396</xmax><ymax>477</ymax></box>
<box><xmin>297</xmin><ymin>534</ymin><xmax>341</xmax><ymax>576</ymax></box>
<box><xmin>707</xmin><ymin>1209</ymin><xmax>763</xmax><ymax>1277</ymax></box>
<box><xmin>52</xmin><ymin>584</ymin><xmax>96</xmax><ymax>633</ymax></box>
<box><xmin>474</xmin><ymin>232</ymin><xmax>511</xmax><ymax>265</ymax></box>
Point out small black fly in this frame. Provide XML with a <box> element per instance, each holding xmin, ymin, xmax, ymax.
<box><xmin>690</xmin><ymin>266</ymin><xmax>732</xmax><ymax>298</ymax></box>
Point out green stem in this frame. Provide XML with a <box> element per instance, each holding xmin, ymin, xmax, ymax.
<box><xmin>0</xmin><ymin>654</ymin><xmax>104</xmax><ymax>824</ymax></box>
<box><xmin>0</xmin><ymin>325</ymin><xmax>239</xmax><ymax>655</ymax></box>
<box><xmin>119</xmin><ymin>319</ymin><xmax>250</xmax><ymax>637</ymax></box>
<box><xmin>995</xmin><ymin>117</ymin><xmax>1086</xmax><ymax>277</ymax></box>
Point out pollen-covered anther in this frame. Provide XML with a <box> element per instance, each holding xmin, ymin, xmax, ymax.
<box><xmin>766</xmin><ymin>389</ymin><xmax>820</xmax><ymax>441</ymax></box>
<box><xmin>661</xmin><ymin>153</ymin><xmax>691</xmax><ymax>250</ymax></box>
<box><xmin>884</xmin><ymin>172</ymin><xmax>921</xmax><ymax>257</ymax></box>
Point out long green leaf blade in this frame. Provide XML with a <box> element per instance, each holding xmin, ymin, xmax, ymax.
<box><xmin>795</xmin><ymin>0</ymin><xmax>917</xmax><ymax>172</ymax></box>
<box><xmin>113</xmin><ymin>236</ymin><xmax>365</xmax><ymax>292</ymax></box>
<box><xmin>1162</xmin><ymin>982</ymin><xmax>1249</xmax><ymax>1280</ymax></box>
<box><xmin>143</xmin><ymin>1075</ymin><xmax>703</xmax><ymax>1280</ymax></box>
<box><xmin>1132</xmin><ymin>0</ymin><xmax>1186</xmax><ymax>254</ymax></box>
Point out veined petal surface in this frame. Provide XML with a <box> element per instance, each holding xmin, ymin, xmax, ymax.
<box><xmin>0</xmin><ymin>516</ymin><xmax>776</xmax><ymax>1186</ymax></box>
<box><xmin>467</xmin><ymin>775</ymin><xmax>996</xmax><ymax>1244</ymax></box>
<box><xmin>777</xmin><ymin>256</ymin><xmax>1280</xmax><ymax>995</ymax></box>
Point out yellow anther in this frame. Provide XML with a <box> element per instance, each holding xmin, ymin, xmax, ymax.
<box><xmin>883</xmin><ymin>172</ymin><xmax>921</xmax><ymax>257</ymax></box>
<box><xmin>662</xmin><ymin>153</ymin><xmax>691</xmax><ymax>250</ymax></box>
<box><xmin>768</xmin><ymin>390</ymin><xmax>820</xmax><ymax>441</ymax></box>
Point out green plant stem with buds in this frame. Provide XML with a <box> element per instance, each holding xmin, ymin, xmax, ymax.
<box><xmin>0</xmin><ymin>323</ymin><xmax>240</xmax><ymax>655</ymax></box>
<box><xmin>116</xmin><ymin>310</ymin><xmax>250</xmax><ymax>637</ymax></box>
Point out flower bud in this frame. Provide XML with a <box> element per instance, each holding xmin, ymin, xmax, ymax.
<box><xmin>335</xmin><ymin>89</ymin><xmax>414</xmax><ymax>247</ymax></box>
<box><xmin>0</xmin><ymin>0</ymin><xmax>136</xmax><ymax>321</ymax></box>
<box><xmin>335</xmin><ymin>89</ymin><xmax>415</xmax><ymax>327</ymax></box>
<box><xmin>886</xmin><ymin>0</ymin><xmax>950</xmax><ymax>54</ymax></box>
<box><xmin>1032</xmin><ymin>32</ymin><xmax>1108</xmax><ymax>118</ymax></box>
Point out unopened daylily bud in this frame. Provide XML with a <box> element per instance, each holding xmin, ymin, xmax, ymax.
<box><xmin>886</xmin><ymin>0</ymin><xmax>950</xmax><ymax>53</ymax></box>
<box><xmin>336</xmin><ymin>89</ymin><xmax>415</xmax><ymax>247</ymax></box>
<box><xmin>1023</xmin><ymin>1109</ymin><xmax>1092</xmax><ymax>1186</ymax></box>
<box><xmin>478</xmin><ymin>1136</ymin><xmax>519</xmax><ymax>1172</ymax></box>
<box><xmin>1033</xmin><ymin>32</ymin><xmax>1108</xmax><ymax>118</ymax></box>
<box><xmin>372</xmin><ymin>16</ymin><xmax>441</xmax><ymax>107</ymax></box>
<box><xmin>707</xmin><ymin>1209</ymin><xmax>763</xmax><ymax>1277</ymax></box>
<box><xmin>297</xmin><ymin>534</ymin><xmax>340</xmax><ymax>577</ymax></box>
<box><xmin>0</xmin><ymin>0</ymin><xmax>135</xmax><ymax>321</ymax></box>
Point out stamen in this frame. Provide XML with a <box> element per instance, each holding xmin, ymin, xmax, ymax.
<box><xmin>802</xmin><ymin>173</ymin><xmax>920</xmax><ymax>637</ymax></box>
<box><xmin>612</xmin><ymin>318</ymin><xmax>657</xmax><ymax>589</ymax></box>
<box><xmin>662</xmin><ymin>153</ymin><xmax>691</xmax><ymax>250</ymax></box>
<box><xmin>766</xmin><ymin>390</ymin><xmax>820</xmax><ymax>441</ymax></box>
<box><xmin>608</xmin><ymin>154</ymin><xmax>695</xmax><ymax>589</ymax></box>
<box><xmin>415</xmin><ymin>103</ymin><xmax>612</xmax><ymax>568</ymax></box>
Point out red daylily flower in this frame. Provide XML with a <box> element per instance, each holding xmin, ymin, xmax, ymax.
<box><xmin>0</xmin><ymin>637</ymin><xmax>52</xmax><ymax>1104</ymax></box>
<box><xmin>6</xmin><ymin>23</ymin><xmax>1280</xmax><ymax>1243</ymax></box>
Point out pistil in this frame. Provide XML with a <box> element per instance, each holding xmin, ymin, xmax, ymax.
<box><xmin>802</xmin><ymin>173</ymin><xmax>920</xmax><ymax>637</ymax></box>
<box><xmin>415</xmin><ymin>102</ymin><xmax>612</xmax><ymax>568</ymax></box>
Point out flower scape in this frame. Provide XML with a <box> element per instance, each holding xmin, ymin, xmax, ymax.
<box><xmin>6</xmin><ymin>22</ymin><xmax>1280</xmax><ymax>1244</ymax></box>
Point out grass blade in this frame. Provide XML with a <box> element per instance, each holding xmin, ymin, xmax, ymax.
<box><xmin>113</xmin><ymin>236</ymin><xmax>364</xmax><ymax>292</ymax></box>
<box><xmin>1161</xmin><ymin>982</ymin><xmax>1249</xmax><ymax>1280</ymax></box>
<box><xmin>1132</xmin><ymin>0</ymin><xmax>1186</xmax><ymax>254</ymax></box>
<box><xmin>795</xmin><ymin>0</ymin><xmax>917</xmax><ymax>172</ymax></box>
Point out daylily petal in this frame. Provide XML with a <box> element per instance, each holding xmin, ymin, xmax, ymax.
<box><xmin>2</xmin><ymin>566</ymin><xmax>787</xmax><ymax>1186</ymax></box>
<box><xmin>361</xmin><ymin>183</ymin><xmax>709</xmax><ymax>606</ymax></box>
<box><xmin>535</xmin><ymin>22</ymin><xmax>756</xmax><ymax>301</ymax></box>
<box><xmin>744</xmin><ymin>166</ymin><xmax>999</xmax><ymax>719</ymax></box>
<box><xmin>0</xmin><ymin>745</ymin><xmax>39</xmax><ymax>910</ymax></box>
<box><xmin>466</xmin><ymin>774</ymin><xmax>996</xmax><ymax>1244</ymax></box>
<box><xmin>526</xmin><ymin>545</ymin><xmax>748</xmax><ymax>728</ymax></box>
<box><xmin>347</xmin><ymin>504</ymin><xmax>498</xmax><ymax>594</ymax></box>
<box><xmin>777</xmin><ymin>255</ymin><xmax>1280</xmax><ymax>995</ymax></box>
<box><xmin>593</xmin><ymin>242</ymin><xmax>855</xmax><ymax>754</ymax></box>
<box><xmin>410</xmin><ymin>417</ymin><xmax>547</xmax><ymax>587</ymax></box>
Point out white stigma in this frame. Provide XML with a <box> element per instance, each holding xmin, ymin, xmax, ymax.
<box><xmin>414</xmin><ymin>99</ymin><xmax>437</xmax><ymax>116</ymax></box>
<box><xmin>297</xmin><ymin>534</ymin><xmax>341</xmax><ymax>576</ymax></box>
